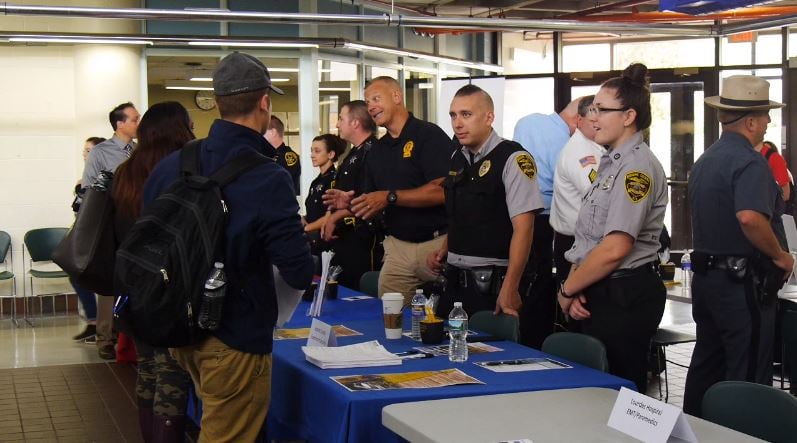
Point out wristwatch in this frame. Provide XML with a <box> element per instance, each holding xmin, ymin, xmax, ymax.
<box><xmin>387</xmin><ymin>190</ymin><xmax>398</xmax><ymax>206</ymax></box>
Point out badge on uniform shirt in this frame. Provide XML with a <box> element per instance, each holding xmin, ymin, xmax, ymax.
<box><xmin>285</xmin><ymin>151</ymin><xmax>299</xmax><ymax>166</ymax></box>
<box><xmin>624</xmin><ymin>171</ymin><xmax>652</xmax><ymax>203</ymax></box>
<box><xmin>515</xmin><ymin>153</ymin><xmax>537</xmax><ymax>180</ymax></box>
<box><xmin>479</xmin><ymin>160</ymin><xmax>491</xmax><ymax>177</ymax></box>
<box><xmin>588</xmin><ymin>169</ymin><xmax>597</xmax><ymax>184</ymax></box>
<box><xmin>579</xmin><ymin>155</ymin><xmax>597</xmax><ymax>168</ymax></box>
<box><xmin>403</xmin><ymin>141</ymin><xmax>414</xmax><ymax>158</ymax></box>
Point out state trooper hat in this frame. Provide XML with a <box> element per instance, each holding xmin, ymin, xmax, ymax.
<box><xmin>213</xmin><ymin>52</ymin><xmax>284</xmax><ymax>96</ymax></box>
<box><xmin>704</xmin><ymin>75</ymin><xmax>783</xmax><ymax>111</ymax></box>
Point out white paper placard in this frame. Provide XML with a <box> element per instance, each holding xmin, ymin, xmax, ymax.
<box><xmin>607</xmin><ymin>387</ymin><xmax>697</xmax><ymax>443</ymax></box>
<box><xmin>307</xmin><ymin>318</ymin><xmax>337</xmax><ymax>347</ymax></box>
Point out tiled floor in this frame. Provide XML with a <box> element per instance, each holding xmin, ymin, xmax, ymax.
<box><xmin>0</xmin><ymin>362</ymin><xmax>142</xmax><ymax>442</ymax></box>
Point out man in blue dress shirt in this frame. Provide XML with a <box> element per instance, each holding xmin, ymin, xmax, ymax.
<box><xmin>512</xmin><ymin>98</ymin><xmax>580</xmax><ymax>348</ymax></box>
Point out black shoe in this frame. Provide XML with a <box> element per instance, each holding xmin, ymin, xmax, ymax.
<box><xmin>73</xmin><ymin>325</ymin><xmax>96</xmax><ymax>341</ymax></box>
<box><xmin>98</xmin><ymin>345</ymin><xmax>116</xmax><ymax>360</ymax></box>
<box><xmin>83</xmin><ymin>336</ymin><xmax>97</xmax><ymax>344</ymax></box>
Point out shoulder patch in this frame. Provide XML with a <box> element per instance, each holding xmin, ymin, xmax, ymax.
<box><xmin>624</xmin><ymin>171</ymin><xmax>652</xmax><ymax>203</ymax></box>
<box><xmin>285</xmin><ymin>151</ymin><xmax>298</xmax><ymax>167</ymax></box>
<box><xmin>478</xmin><ymin>160</ymin><xmax>491</xmax><ymax>177</ymax></box>
<box><xmin>516</xmin><ymin>153</ymin><xmax>537</xmax><ymax>180</ymax></box>
<box><xmin>403</xmin><ymin>141</ymin><xmax>414</xmax><ymax>158</ymax></box>
<box><xmin>588</xmin><ymin>168</ymin><xmax>597</xmax><ymax>184</ymax></box>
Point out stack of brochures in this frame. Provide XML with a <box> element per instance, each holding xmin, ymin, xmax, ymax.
<box><xmin>302</xmin><ymin>340</ymin><xmax>403</xmax><ymax>369</ymax></box>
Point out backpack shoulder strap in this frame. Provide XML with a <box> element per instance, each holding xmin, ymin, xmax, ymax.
<box><xmin>180</xmin><ymin>139</ymin><xmax>205</xmax><ymax>176</ymax></box>
<box><xmin>210</xmin><ymin>150</ymin><xmax>273</xmax><ymax>187</ymax></box>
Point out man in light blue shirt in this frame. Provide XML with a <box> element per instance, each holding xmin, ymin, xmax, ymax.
<box><xmin>511</xmin><ymin>98</ymin><xmax>580</xmax><ymax>348</ymax></box>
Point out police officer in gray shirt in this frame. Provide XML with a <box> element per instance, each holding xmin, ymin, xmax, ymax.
<box><xmin>80</xmin><ymin>101</ymin><xmax>140</xmax><ymax>360</ymax></box>
<box><xmin>428</xmin><ymin>85</ymin><xmax>543</xmax><ymax>320</ymax></box>
<box><xmin>559</xmin><ymin>64</ymin><xmax>667</xmax><ymax>392</ymax></box>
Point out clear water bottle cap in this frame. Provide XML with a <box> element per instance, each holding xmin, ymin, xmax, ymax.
<box><xmin>214</xmin><ymin>262</ymin><xmax>224</xmax><ymax>268</ymax></box>
<box><xmin>454</xmin><ymin>302</ymin><xmax>462</xmax><ymax>308</ymax></box>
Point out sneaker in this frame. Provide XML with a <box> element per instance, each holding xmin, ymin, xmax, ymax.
<box><xmin>98</xmin><ymin>345</ymin><xmax>116</xmax><ymax>360</ymax></box>
<box><xmin>72</xmin><ymin>325</ymin><xmax>96</xmax><ymax>341</ymax></box>
<box><xmin>83</xmin><ymin>336</ymin><xmax>97</xmax><ymax>344</ymax></box>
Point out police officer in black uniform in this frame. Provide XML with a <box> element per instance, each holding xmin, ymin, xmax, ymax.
<box><xmin>266</xmin><ymin>115</ymin><xmax>301</xmax><ymax>195</ymax></box>
<box><xmin>322</xmin><ymin>100</ymin><xmax>384</xmax><ymax>290</ymax></box>
<box><xmin>304</xmin><ymin>134</ymin><xmax>344</xmax><ymax>254</ymax></box>
<box><xmin>429</xmin><ymin>85</ymin><xmax>542</xmax><ymax>319</ymax></box>
<box><xmin>684</xmin><ymin>75</ymin><xmax>793</xmax><ymax>416</ymax></box>
<box><xmin>324</xmin><ymin>77</ymin><xmax>451</xmax><ymax>305</ymax></box>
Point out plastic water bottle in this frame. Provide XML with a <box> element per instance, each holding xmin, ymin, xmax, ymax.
<box><xmin>198</xmin><ymin>262</ymin><xmax>227</xmax><ymax>331</ymax></box>
<box><xmin>448</xmin><ymin>302</ymin><xmax>469</xmax><ymax>362</ymax></box>
<box><xmin>681</xmin><ymin>251</ymin><xmax>692</xmax><ymax>298</ymax></box>
<box><xmin>410</xmin><ymin>289</ymin><xmax>427</xmax><ymax>341</ymax></box>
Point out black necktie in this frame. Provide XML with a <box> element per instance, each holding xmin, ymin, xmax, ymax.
<box><xmin>469</xmin><ymin>151</ymin><xmax>475</xmax><ymax>165</ymax></box>
<box><xmin>123</xmin><ymin>143</ymin><xmax>133</xmax><ymax>158</ymax></box>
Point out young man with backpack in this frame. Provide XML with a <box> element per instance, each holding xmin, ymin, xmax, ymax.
<box><xmin>137</xmin><ymin>52</ymin><xmax>313</xmax><ymax>441</ymax></box>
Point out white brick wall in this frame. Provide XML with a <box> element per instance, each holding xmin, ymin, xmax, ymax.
<box><xmin>0</xmin><ymin>44</ymin><xmax>142</xmax><ymax>297</ymax></box>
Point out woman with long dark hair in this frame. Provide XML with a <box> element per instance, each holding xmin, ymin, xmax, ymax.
<box><xmin>557</xmin><ymin>63</ymin><xmax>668</xmax><ymax>392</ymax></box>
<box><xmin>113</xmin><ymin>101</ymin><xmax>194</xmax><ymax>442</ymax></box>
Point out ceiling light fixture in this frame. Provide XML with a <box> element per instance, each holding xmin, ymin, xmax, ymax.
<box><xmin>189</xmin><ymin>77</ymin><xmax>212</xmax><ymax>82</ymax></box>
<box><xmin>9</xmin><ymin>37</ymin><xmax>153</xmax><ymax>45</ymax></box>
<box><xmin>188</xmin><ymin>41</ymin><xmax>319</xmax><ymax>48</ymax></box>
<box><xmin>318</xmin><ymin>87</ymin><xmax>351</xmax><ymax>91</ymax></box>
<box><xmin>343</xmin><ymin>42</ymin><xmax>504</xmax><ymax>73</ymax></box>
<box><xmin>165</xmin><ymin>86</ymin><xmax>214</xmax><ymax>91</ymax></box>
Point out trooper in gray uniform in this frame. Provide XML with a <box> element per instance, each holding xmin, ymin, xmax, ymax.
<box><xmin>428</xmin><ymin>84</ymin><xmax>543</xmax><ymax>320</ymax></box>
<box><xmin>683</xmin><ymin>75</ymin><xmax>793</xmax><ymax>416</ymax></box>
<box><xmin>559</xmin><ymin>63</ymin><xmax>667</xmax><ymax>392</ymax></box>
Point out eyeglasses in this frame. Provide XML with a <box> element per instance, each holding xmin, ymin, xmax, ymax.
<box><xmin>587</xmin><ymin>106</ymin><xmax>630</xmax><ymax>116</ymax></box>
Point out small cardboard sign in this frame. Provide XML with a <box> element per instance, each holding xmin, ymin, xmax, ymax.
<box><xmin>607</xmin><ymin>387</ymin><xmax>697</xmax><ymax>443</ymax></box>
<box><xmin>307</xmin><ymin>318</ymin><xmax>338</xmax><ymax>347</ymax></box>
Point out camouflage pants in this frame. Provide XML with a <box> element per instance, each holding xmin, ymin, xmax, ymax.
<box><xmin>134</xmin><ymin>338</ymin><xmax>191</xmax><ymax>417</ymax></box>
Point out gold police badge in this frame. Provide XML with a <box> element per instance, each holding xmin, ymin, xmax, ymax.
<box><xmin>478</xmin><ymin>160</ymin><xmax>491</xmax><ymax>177</ymax></box>
<box><xmin>285</xmin><ymin>151</ymin><xmax>299</xmax><ymax>167</ymax></box>
<box><xmin>624</xmin><ymin>171</ymin><xmax>652</xmax><ymax>203</ymax></box>
<box><xmin>516</xmin><ymin>153</ymin><xmax>537</xmax><ymax>180</ymax></box>
<box><xmin>403</xmin><ymin>141</ymin><xmax>414</xmax><ymax>158</ymax></box>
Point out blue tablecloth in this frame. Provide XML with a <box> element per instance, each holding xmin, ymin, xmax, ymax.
<box><xmin>267</xmin><ymin>291</ymin><xmax>635</xmax><ymax>443</ymax></box>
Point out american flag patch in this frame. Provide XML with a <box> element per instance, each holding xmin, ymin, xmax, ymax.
<box><xmin>579</xmin><ymin>155</ymin><xmax>597</xmax><ymax>167</ymax></box>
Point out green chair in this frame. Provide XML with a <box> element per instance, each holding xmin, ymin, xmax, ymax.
<box><xmin>23</xmin><ymin>227</ymin><xmax>70</xmax><ymax>326</ymax></box>
<box><xmin>541</xmin><ymin>332</ymin><xmax>609</xmax><ymax>372</ymax></box>
<box><xmin>702</xmin><ymin>380</ymin><xmax>797</xmax><ymax>443</ymax></box>
<box><xmin>0</xmin><ymin>231</ymin><xmax>18</xmax><ymax>326</ymax></box>
<box><xmin>469</xmin><ymin>310</ymin><xmax>519</xmax><ymax>342</ymax></box>
<box><xmin>359</xmin><ymin>271</ymin><xmax>379</xmax><ymax>297</ymax></box>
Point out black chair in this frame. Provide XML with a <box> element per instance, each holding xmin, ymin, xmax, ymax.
<box><xmin>702</xmin><ymin>380</ymin><xmax>797</xmax><ymax>443</ymax></box>
<box><xmin>650</xmin><ymin>327</ymin><xmax>696</xmax><ymax>402</ymax></box>
<box><xmin>541</xmin><ymin>332</ymin><xmax>609</xmax><ymax>372</ymax></box>
<box><xmin>782</xmin><ymin>308</ymin><xmax>797</xmax><ymax>395</ymax></box>
<box><xmin>470</xmin><ymin>310</ymin><xmax>519</xmax><ymax>342</ymax></box>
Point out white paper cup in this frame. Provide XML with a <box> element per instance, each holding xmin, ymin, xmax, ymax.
<box><xmin>382</xmin><ymin>292</ymin><xmax>404</xmax><ymax>339</ymax></box>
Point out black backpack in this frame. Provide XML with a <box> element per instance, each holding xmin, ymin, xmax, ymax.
<box><xmin>115</xmin><ymin>140</ymin><xmax>270</xmax><ymax>347</ymax></box>
<box><xmin>764</xmin><ymin>147</ymin><xmax>797</xmax><ymax>217</ymax></box>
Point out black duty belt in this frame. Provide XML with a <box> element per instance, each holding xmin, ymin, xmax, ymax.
<box><xmin>608</xmin><ymin>261</ymin><xmax>659</xmax><ymax>279</ymax></box>
<box><xmin>691</xmin><ymin>251</ymin><xmax>750</xmax><ymax>273</ymax></box>
<box><xmin>394</xmin><ymin>227</ymin><xmax>447</xmax><ymax>244</ymax></box>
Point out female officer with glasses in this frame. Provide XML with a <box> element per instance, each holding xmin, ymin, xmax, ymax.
<box><xmin>557</xmin><ymin>63</ymin><xmax>667</xmax><ymax>392</ymax></box>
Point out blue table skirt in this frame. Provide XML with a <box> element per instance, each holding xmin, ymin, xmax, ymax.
<box><xmin>267</xmin><ymin>294</ymin><xmax>635</xmax><ymax>443</ymax></box>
